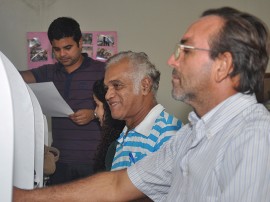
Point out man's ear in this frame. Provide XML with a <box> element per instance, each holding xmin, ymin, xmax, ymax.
<box><xmin>141</xmin><ymin>77</ymin><xmax>152</xmax><ymax>95</ymax></box>
<box><xmin>214</xmin><ymin>52</ymin><xmax>233</xmax><ymax>83</ymax></box>
<box><xmin>79</xmin><ymin>38</ymin><xmax>83</xmax><ymax>47</ymax></box>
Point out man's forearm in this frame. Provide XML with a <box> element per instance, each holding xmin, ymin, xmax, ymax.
<box><xmin>13</xmin><ymin>169</ymin><xmax>144</xmax><ymax>202</ymax></box>
<box><xmin>19</xmin><ymin>70</ymin><xmax>37</xmax><ymax>83</ymax></box>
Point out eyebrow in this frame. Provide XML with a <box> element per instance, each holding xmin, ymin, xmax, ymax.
<box><xmin>52</xmin><ymin>44</ymin><xmax>73</xmax><ymax>49</ymax></box>
<box><xmin>104</xmin><ymin>79</ymin><xmax>120</xmax><ymax>86</ymax></box>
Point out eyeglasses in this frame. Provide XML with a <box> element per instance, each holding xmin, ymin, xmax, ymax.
<box><xmin>174</xmin><ymin>44</ymin><xmax>211</xmax><ymax>60</ymax></box>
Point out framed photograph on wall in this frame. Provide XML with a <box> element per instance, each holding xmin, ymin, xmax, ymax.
<box><xmin>27</xmin><ymin>32</ymin><xmax>55</xmax><ymax>69</ymax></box>
<box><xmin>27</xmin><ymin>31</ymin><xmax>117</xmax><ymax>69</ymax></box>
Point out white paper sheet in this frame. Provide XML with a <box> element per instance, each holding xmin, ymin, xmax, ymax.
<box><xmin>28</xmin><ymin>82</ymin><xmax>74</xmax><ymax>117</ymax></box>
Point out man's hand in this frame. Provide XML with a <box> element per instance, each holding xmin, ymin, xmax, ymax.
<box><xmin>69</xmin><ymin>109</ymin><xmax>95</xmax><ymax>125</ymax></box>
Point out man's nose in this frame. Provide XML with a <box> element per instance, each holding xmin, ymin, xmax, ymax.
<box><xmin>105</xmin><ymin>87</ymin><xmax>115</xmax><ymax>100</ymax></box>
<box><xmin>59</xmin><ymin>49</ymin><xmax>66</xmax><ymax>56</ymax></box>
<box><xmin>167</xmin><ymin>54</ymin><xmax>177</xmax><ymax>68</ymax></box>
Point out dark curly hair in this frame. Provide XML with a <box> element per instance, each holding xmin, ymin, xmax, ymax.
<box><xmin>47</xmin><ymin>17</ymin><xmax>82</xmax><ymax>46</ymax></box>
<box><xmin>93</xmin><ymin>79</ymin><xmax>125</xmax><ymax>172</ymax></box>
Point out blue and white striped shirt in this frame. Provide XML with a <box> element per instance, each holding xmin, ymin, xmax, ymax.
<box><xmin>128</xmin><ymin>93</ymin><xmax>270</xmax><ymax>202</ymax></box>
<box><xmin>111</xmin><ymin>104</ymin><xmax>182</xmax><ymax>171</ymax></box>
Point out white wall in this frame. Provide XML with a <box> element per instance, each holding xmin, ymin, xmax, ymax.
<box><xmin>1</xmin><ymin>0</ymin><xmax>270</xmax><ymax>123</ymax></box>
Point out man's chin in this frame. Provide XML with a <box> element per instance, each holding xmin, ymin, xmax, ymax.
<box><xmin>111</xmin><ymin>113</ymin><xmax>124</xmax><ymax>121</ymax></box>
<box><xmin>172</xmin><ymin>90</ymin><xmax>185</xmax><ymax>101</ymax></box>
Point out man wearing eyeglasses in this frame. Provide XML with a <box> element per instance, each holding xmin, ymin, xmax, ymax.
<box><xmin>14</xmin><ymin>6</ymin><xmax>270</xmax><ymax>202</ymax></box>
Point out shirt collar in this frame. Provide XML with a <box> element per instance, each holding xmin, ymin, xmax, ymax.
<box><xmin>188</xmin><ymin>93</ymin><xmax>257</xmax><ymax>139</ymax></box>
<box><xmin>122</xmin><ymin>104</ymin><xmax>165</xmax><ymax>137</ymax></box>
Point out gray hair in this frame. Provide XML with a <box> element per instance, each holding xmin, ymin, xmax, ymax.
<box><xmin>105</xmin><ymin>51</ymin><xmax>160</xmax><ymax>95</ymax></box>
<box><xmin>202</xmin><ymin>7</ymin><xmax>270</xmax><ymax>95</ymax></box>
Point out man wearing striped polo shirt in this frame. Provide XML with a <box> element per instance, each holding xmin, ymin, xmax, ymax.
<box><xmin>104</xmin><ymin>51</ymin><xmax>182</xmax><ymax>171</ymax></box>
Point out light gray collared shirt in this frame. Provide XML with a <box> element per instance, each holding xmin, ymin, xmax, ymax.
<box><xmin>128</xmin><ymin>93</ymin><xmax>270</xmax><ymax>202</ymax></box>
